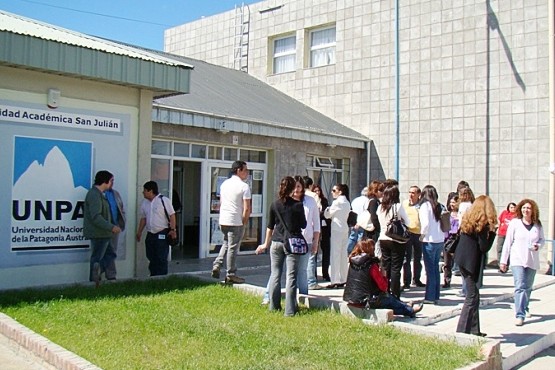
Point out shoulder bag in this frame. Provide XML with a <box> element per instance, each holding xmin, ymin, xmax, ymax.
<box><xmin>444</xmin><ymin>232</ymin><xmax>460</xmax><ymax>254</ymax></box>
<box><xmin>385</xmin><ymin>204</ymin><xmax>410</xmax><ymax>243</ymax></box>
<box><xmin>274</xmin><ymin>207</ymin><xmax>309</xmax><ymax>255</ymax></box>
<box><xmin>440</xmin><ymin>204</ymin><xmax>451</xmax><ymax>232</ymax></box>
<box><xmin>347</xmin><ymin>210</ymin><xmax>358</xmax><ymax>227</ymax></box>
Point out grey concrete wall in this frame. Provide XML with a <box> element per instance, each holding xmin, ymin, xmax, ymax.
<box><xmin>165</xmin><ymin>0</ymin><xmax>551</xmax><ymax>220</ymax></box>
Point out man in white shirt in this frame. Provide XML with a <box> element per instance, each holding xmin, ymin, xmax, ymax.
<box><xmin>212</xmin><ymin>161</ymin><xmax>252</xmax><ymax>284</ymax></box>
<box><xmin>346</xmin><ymin>187</ymin><xmax>369</xmax><ymax>254</ymax></box>
<box><xmin>136</xmin><ymin>181</ymin><xmax>176</xmax><ymax>276</ymax></box>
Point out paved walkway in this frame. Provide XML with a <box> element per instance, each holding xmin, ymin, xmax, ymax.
<box><xmin>1</xmin><ymin>253</ymin><xmax>554</xmax><ymax>369</ymax></box>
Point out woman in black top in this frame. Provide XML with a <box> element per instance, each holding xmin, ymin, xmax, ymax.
<box><xmin>256</xmin><ymin>176</ymin><xmax>307</xmax><ymax>316</ymax></box>
<box><xmin>313</xmin><ymin>184</ymin><xmax>331</xmax><ymax>281</ymax></box>
<box><xmin>454</xmin><ymin>195</ymin><xmax>497</xmax><ymax>336</ymax></box>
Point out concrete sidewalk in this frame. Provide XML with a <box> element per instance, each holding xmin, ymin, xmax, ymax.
<box><xmin>1</xmin><ymin>253</ymin><xmax>554</xmax><ymax>369</ymax></box>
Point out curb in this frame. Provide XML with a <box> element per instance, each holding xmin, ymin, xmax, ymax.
<box><xmin>0</xmin><ymin>313</ymin><xmax>101</xmax><ymax>370</ymax></box>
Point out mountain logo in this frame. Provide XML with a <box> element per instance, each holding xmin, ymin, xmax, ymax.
<box><xmin>11</xmin><ymin>136</ymin><xmax>92</xmax><ymax>251</ymax></box>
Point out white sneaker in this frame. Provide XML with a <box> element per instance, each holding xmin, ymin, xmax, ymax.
<box><xmin>261</xmin><ymin>298</ymin><xmax>269</xmax><ymax>306</ymax></box>
<box><xmin>515</xmin><ymin>318</ymin><xmax>524</xmax><ymax>326</ymax></box>
<box><xmin>525</xmin><ymin>311</ymin><xmax>532</xmax><ymax>318</ymax></box>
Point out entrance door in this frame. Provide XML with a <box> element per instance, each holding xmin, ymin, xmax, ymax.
<box><xmin>173</xmin><ymin>161</ymin><xmax>201</xmax><ymax>258</ymax></box>
<box><xmin>205</xmin><ymin>162</ymin><xmax>265</xmax><ymax>258</ymax></box>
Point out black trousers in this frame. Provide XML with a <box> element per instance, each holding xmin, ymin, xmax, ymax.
<box><xmin>457</xmin><ymin>267</ymin><xmax>481</xmax><ymax>335</ymax></box>
<box><xmin>380</xmin><ymin>239</ymin><xmax>407</xmax><ymax>299</ymax></box>
<box><xmin>320</xmin><ymin>231</ymin><xmax>331</xmax><ymax>280</ymax></box>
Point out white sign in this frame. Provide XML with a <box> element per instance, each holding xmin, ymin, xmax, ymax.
<box><xmin>0</xmin><ymin>104</ymin><xmax>121</xmax><ymax>132</ymax></box>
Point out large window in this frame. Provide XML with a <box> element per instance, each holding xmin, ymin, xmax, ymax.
<box><xmin>309</xmin><ymin>26</ymin><xmax>336</xmax><ymax>67</ymax></box>
<box><xmin>272</xmin><ymin>35</ymin><xmax>296</xmax><ymax>74</ymax></box>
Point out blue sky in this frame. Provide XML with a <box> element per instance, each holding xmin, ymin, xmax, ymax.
<box><xmin>0</xmin><ymin>0</ymin><xmax>259</xmax><ymax>50</ymax></box>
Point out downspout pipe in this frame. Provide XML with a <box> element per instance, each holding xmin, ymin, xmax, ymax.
<box><xmin>394</xmin><ymin>0</ymin><xmax>400</xmax><ymax>180</ymax></box>
<box><xmin>548</xmin><ymin>0</ymin><xmax>555</xmax><ymax>271</ymax></box>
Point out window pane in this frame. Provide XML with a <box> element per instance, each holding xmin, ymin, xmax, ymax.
<box><xmin>208</xmin><ymin>146</ymin><xmax>221</xmax><ymax>159</ymax></box>
<box><xmin>152</xmin><ymin>140</ymin><xmax>171</xmax><ymax>155</ymax></box>
<box><xmin>224</xmin><ymin>148</ymin><xmax>238</xmax><ymax>161</ymax></box>
<box><xmin>274</xmin><ymin>54</ymin><xmax>295</xmax><ymax>73</ymax></box>
<box><xmin>311</xmin><ymin>46</ymin><xmax>336</xmax><ymax>67</ymax></box>
<box><xmin>191</xmin><ymin>144</ymin><xmax>206</xmax><ymax>158</ymax></box>
<box><xmin>174</xmin><ymin>143</ymin><xmax>190</xmax><ymax>157</ymax></box>
<box><xmin>151</xmin><ymin>158</ymin><xmax>171</xmax><ymax>196</ymax></box>
<box><xmin>274</xmin><ymin>36</ymin><xmax>295</xmax><ymax>53</ymax></box>
<box><xmin>240</xmin><ymin>149</ymin><xmax>266</xmax><ymax>163</ymax></box>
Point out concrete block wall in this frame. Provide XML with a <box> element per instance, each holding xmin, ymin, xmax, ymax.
<box><xmin>165</xmin><ymin>0</ymin><xmax>551</xmax><ymax>218</ymax></box>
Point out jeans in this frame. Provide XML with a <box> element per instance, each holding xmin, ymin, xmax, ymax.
<box><xmin>213</xmin><ymin>225</ymin><xmax>245</xmax><ymax>277</ymax></box>
<box><xmin>403</xmin><ymin>232</ymin><xmax>423</xmax><ymax>285</ymax></box>
<box><xmin>145</xmin><ymin>232</ymin><xmax>169</xmax><ymax>276</ymax></box>
<box><xmin>307</xmin><ymin>250</ymin><xmax>318</xmax><ymax>287</ymax></box>
<box><xmin>268</xmin><ymin>241</ymin><xmax>301</xmax><ymax>316</ymax></box>
<box><xmin>511</xmin><ymin>266</ymin><xmax>536</xmax><ymax>319</ymax></box>
<box><xmin>376</xmin><ymin>294</ymin><xmax>414</xmax><ymax>317</ymax></box>
<box><xmin>457</xmin><ymin>267</ymin><xmax>481</xmax><ymax>335</ymax></box>
<box><xmin>347</xmin><ymin>227</ymin><xmax>365</xmax><ymax>255</ymax></box>
<box><xmin>89</xmin><ymin>237</ymin><xmax>114</xmax><ymax>281</ymax></box>
<box><xmin>422</xmin><ymin>242</ymin><xmax>443</xmax><ymax>301</ymax></box>
<box><xmin>380</xmin><ymin>240</ymin><xmax>406</xmax><ymax>299</ymax></box>
<box><xmin>297</xmin><ymin>244</ymin><xmax>313</xmax><ymax>295</ymax></box>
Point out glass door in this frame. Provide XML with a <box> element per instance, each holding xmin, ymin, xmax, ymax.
<box><xmin>206</xmin><ymin>162</ymin><xmax>265</xmax><ymax>256</ymax></box>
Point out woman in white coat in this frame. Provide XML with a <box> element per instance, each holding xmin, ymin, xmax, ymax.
<box><xmin>324</xmin><ymin>183</ymin><xmax>351</xmax><ymax>288</ymax></box>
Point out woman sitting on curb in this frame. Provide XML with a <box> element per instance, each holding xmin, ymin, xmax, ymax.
<box><xmin>343</xmin><ymin>239</ymin><xmax>423</xmax><ymax>318</ymax></box>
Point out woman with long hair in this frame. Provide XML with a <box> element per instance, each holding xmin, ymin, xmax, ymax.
<box><xmin>500</xmin><ymin>199</ymin><xmax>544</xmax><ymax>326</ymax></box>
<box><xmin>255</xmin><ymin>176</ymin><xmax>307</xmax><ymax>316</ymax></box>
<box><xmin>454</xmin><ymin>195</ymin><xmax>497</xmax><ymax>336</ymax></box>
<box><xmin>324</xmin><ymin>183</ymin><xmax>351</xmax><ymax>288</ymax></box>
<box><xmin>418</xmin><ymin>185</ymin><xmax>445</xmax><ymax>304</ymax></box>
<box><xmin>377</xmin><ymin>184</ymin><xmax>410</xmax><ymax>299</ymax></box>
<box><xmin>313</xmin><ymin>184</ymin><xmax>331</xmax><ymax>281</ymax></box>
<box><xmin>343</xmin><ymin>239</ymin><xmax>423</xmax><ymax>317</ymax></box>
<box><xmin>365</xmin><ymin>180</ymin><xmax>383</xmax><ymax>243</ymax></box>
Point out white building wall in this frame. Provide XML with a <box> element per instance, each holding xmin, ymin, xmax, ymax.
<box><xmin>0</xmin><ymin>66</ymin><xmax>147</xmax><ymax>289</ymax></box>
<box><xmin>165</xmin><ymin>0</ymin><xmax>551</xmax><ymax>220</ymax></box>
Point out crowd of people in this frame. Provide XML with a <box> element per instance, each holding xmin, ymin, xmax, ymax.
<box><xmin>82</xmin><ymin>163</ymin><xmax>549</xmax><ymax>337</ymax></box>
<box><xmin>244</xmin><ymin>174</ymin><xmax>548</xmax><ymax>337</ymax></box>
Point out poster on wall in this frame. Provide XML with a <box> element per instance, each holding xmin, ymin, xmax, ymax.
<box><xmin>0</xmin><ymin>99</ymin><xmax>130</xmax><ymax>270</ymax></box>
<box><xmin>11</xmin><ymin>136</ymin><xmax>92</xmax><ymax>251</ymax></box>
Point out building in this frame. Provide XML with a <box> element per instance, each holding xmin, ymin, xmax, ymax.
<box><xmin>0</xmin><ymin>10</ymin><xmax>367</xmax><ymax>289</ymax></box>
<box><xmin>164</xmin><ymin>0</ymin><xmax>555</xmax><ymax>257</ymax></box>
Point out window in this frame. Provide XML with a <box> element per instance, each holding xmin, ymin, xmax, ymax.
<box><xmin>273</xmin><ymin>35</ymin><xmax>296</xmax><ymax>74</ymax></box>
<box><xmin>309</xmin><ymin>26</ymin><xmax>336</xmax><ymax>67</ymax></box>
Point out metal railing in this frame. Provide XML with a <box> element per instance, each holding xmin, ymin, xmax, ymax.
<box><xmin>544</xmin><ymin>239</ymin><xmax>555</xmax><ymax>275</ymax></box>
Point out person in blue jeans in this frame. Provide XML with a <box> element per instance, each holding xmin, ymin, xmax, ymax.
<box><xmin>262</xmin><ymin>176</ymin><xmax>320</xmax><ymax>303</ymax></box>
<box><xmin>500</xmin><ymin>199</ymin><xmax>544</xmax><ymax>326</ymax></box>
<box><xmin>255</xmin><ymin>176</ymin><xmax>307</xmax><ymax>316</ymax></box>
<box><xmin>417</xmin><ymin>185</ymin><xmax>445</xmax><ymax>304</ymax></box>
<box><xmin>346</xmin><ymin>187</ymin><xmax>369</xmax><ymax>255</ymax></box>
<box><xmin>343</xmin><ymin>239</ymin><xmax>423</xmax><ymax>317</ymax></box>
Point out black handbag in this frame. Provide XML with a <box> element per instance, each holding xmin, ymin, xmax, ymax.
<box><xmin>347</xmin><ymin>211</ymin><xmax>358</xmax><ymax>227</ymax></box>
<box><xmin>444</xmin><ymin>232</ymin><xmax>460</xmax><ymax>254</ymax></box>
<box><xmin>385</xmin><ymin>205</ymin><xmax>410</xmax><ymax>243</ymax></box>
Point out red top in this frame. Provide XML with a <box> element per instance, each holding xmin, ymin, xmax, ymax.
<box><xmin>498</xmin><ymin>210</ymin><xmax>515</xmax><ymax>237</ymax></box>
<box><xmin>369</xmin><ymin>264</ymin><xmax>388</xmax><ymax>292</ymax></box>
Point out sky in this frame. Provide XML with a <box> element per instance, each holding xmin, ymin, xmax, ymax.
<box><xmin>0</xmin><ymin>0</ymin><xmax>259</xmax><ymax>50</ymax></box>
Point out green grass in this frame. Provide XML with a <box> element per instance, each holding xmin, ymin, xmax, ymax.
<box><xmin>0</xmin><ymin>276</ymin><xmax>481</xmax><ymax>369</ymax></box>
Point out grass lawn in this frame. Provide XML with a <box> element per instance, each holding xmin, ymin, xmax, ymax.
<box><xmin>0</xmin><ymin>276</ymin><xmax>482</xmax><ymax>369</ymax></box>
